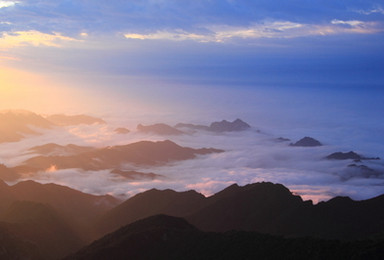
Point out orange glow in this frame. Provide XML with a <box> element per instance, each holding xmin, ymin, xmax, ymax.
<box><xmin>46</xmin><ymin>165</ymin><xmax>58</xmax><ymax>172</ymax></box>
<box><xmin>0</xmin><ymin>64</ymin><xmax>87</xmax><ymax>113</ymax></box>
<box><xmin>0</xmin><ymin>30</ymin><xmax>78</xmax><ymax>48</ymax></box>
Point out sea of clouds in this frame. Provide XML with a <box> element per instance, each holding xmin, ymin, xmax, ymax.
<box><xmin>1</xmin><ymin>85</ymin><xmax>383</xmax><ymax>204</ymax></box>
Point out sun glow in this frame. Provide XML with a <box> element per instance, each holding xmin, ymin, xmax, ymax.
<box><xmin>0</xmin><ymin>65</ymin><xmax>85</xmax><ymax>113</ymax></box>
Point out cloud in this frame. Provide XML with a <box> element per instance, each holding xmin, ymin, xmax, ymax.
<box><xmin>356</xmin><ymin>6</ymin><xmax>384</xmax><ymax>15</ymax></box>
<box><xmin>0</xmin><ymin>1</ymin><xmax>19</xmax><ymax>9</ymax></box>
<box><xmin>123</xmin><ymin>20</ymin><xmax>382</xmax><ymax>43</ymax></box>
<box><xmin>0</xmin><ymin>30</ymin><xmax>79</xmax><ymax>48</ymax></box>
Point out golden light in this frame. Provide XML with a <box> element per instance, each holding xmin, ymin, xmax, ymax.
<box><xmin>0</xmin><ymin>30</ymin><xmax>78</xmax><ymax>48</ymax></box>
<box><xmin>0</xmin><ymin>64</ymin><xmax>83</xmax><ymax>113</ymax></box>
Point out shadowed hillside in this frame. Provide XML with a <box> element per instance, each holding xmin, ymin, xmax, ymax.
<box><xmin>1</xmin><ymin>201</ymin><xmax>83</xmax><ymax>259</ymax></box>
<box><xmin>96</xmin><ymin>182</ymin><xmax>384</xmax><ymax>240</ymax></box>
<box><xmin>66</xmin><ymin>215</ymin><xmax>384</xmax><ymax>260</ymax></box>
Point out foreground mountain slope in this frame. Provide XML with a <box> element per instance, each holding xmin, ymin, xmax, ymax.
<box><xmin>0</xmin><ymin>179</ymin><xmax>120</xmax><ymax>244</ymax></box>
<box><xmin>1</xmin><ymin>201</ymin><xmax>84</xmax><ymax>259</ymax></box>
<box><xmin>95</xmin><ymin>189</ymin><xmax>206</xmax><ymax>236</ymax></box>
<box><xmin>66</xmin><ymin>215</ymin><xmax>384</xmax><ymax>260</ymax></box>
<box><xmin>0</xmin><ymin>223</ymin><xmax>44</xmax><ymax>260</ymax></box>
<box><xmin>96</xmin><ymin>182</ymin><xmax>384</xmax><ymax>240</ymax></box>
<box><xmin>187</xmin><ymin>182</ymin><xmax>304</xmax><ymax>233</ymax></box>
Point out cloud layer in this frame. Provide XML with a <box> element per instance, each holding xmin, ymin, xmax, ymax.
<box><xmin>1</xmin><ymin>84</ymin><xmax>383</xmax><ymax>205</ymax></box>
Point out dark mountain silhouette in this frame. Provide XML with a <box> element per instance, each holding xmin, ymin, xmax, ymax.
<box><xmin>187</xmin><ymin>182</ymin><xmax>304</xmax><ymax>233</ymax></box>
<box><xmin>0</xmin><ymin>110</ymin><xmax>53</xmax><ymax>143</ymax></box>
<box><xmin>0</xmin><ymin>223</ymin><xmax>43</xmax><ymax>260</ymax></box>
<box><xmin>290</xmin><ymin>136</ymin><xmax>322</xmax><ymax>147</ymax></box>
<box><xmin>0</xmin><ymin>180</ymin><xmax>120</xmax><ymax>242</ymax></box>
<box><xmin>28</xmin><ymin>143</ymin><xmax>95</xmax><ymax>156</ymax></box>
<box><xmin>96</xmin><ymin>182</ymin><xmax>384</xmax><ymax>240</ymax></box>
<box><xmin>137</xmin><ymin>123</ymin><xmax>185</xmax><ymax>135</ymax></box>
<box><xmin>66</xmin><ymin>215</ymin><xmax>384</xmax><ymax>260</ymax></box>
<box><xmin>326</xmin><ymin>151</ymin><xmax>380</xmax><ymax>161</ymax></box>
<box><xmin>20</xmin><ymin>140</ymin><xmax>223</xmax><ymax>173</ymax></box>
<box><xmin>175</xmin><ymin>118</ymin><xmax>251</xmax><ymax>133</ymax></box>
<box><xmin>110</xmin><ymin>169</ymin><xmax>163</xmax><ymax>180</ymax></box>
<box><xmin>95</xmin><ymin>189</ymin><xmax>206</xmax><ymax>236</ymax></box>
<box><xmin>45</xmin><ymin>114</ymin><xmax>106</xmax><ymax>126</ymax></box>
<box><xmin>7</xmin><ymin>181</ymin><xmax>119</xmax><ymax>225</ymax></box>
<box><xmin>114</xmin><ymin>127</ymin><xmax>130</xmax><ymax>134</ymax></box>
<box><xmin>0</xmin><ymin>201</ymin><xmax>84</xmax><ymax>259</ymax></box>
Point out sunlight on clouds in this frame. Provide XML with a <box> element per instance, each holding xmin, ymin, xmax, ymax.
<box><xmin>0</xmin><ymin>0</ymin><xmax>18</xmax><ymax>8</ymax></box>
<box><xmin>124</xmin><ymin>30</ymin><xmax>211</xmax><ymax>42</ymax></box>
<box><xmin>124</xmin><ymin>20</ymin><xmax>382</xmax><ymax>43</ymax></box>
<box><xmin>0</xmin><ymin>30</ymin><xmax>79</xmax><ymax>48</ymax></box>
<box><xmin>331</xmin><ymin>19</ymin><xmax>365</xmax><ymax>27</ymax></box>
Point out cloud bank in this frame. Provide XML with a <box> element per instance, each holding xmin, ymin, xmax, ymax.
<box><xmin>1</xmin><ymin>85</ymin><xmax>383</xmax><ymax>205</ymax></box>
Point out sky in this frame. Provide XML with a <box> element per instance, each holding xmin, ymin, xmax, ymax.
<box><xmin>0</xmin><ymin>0</ymin><xmax>384</xmax><ymax>202</ymax></box>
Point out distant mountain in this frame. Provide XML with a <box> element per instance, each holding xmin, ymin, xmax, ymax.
<box><xmin>28</xmin><ymin>143</ymin><xmax>95</xmax><ymax>156</ymax></box>
<box><xmin>96</xmin><ymin>182</ymin><xmax>384</xmax><ymax>240</ymax></box>
<box><xmin>45</xmin><ymin>114</ymin><xmax>106</xmax><ymax>126</ymax></box>
<box><xmin>326</xmin><ymin>151</ymin><xmax>380</xmax><ymax>161</ymax></box>
<box><xmin>20</xmin><ymin>140</ymin><xmax>224</xmax><ymax>173</ymax></box>
<box><xmin>175</xmin><ymin>119</ymin><xmax>251</xmax><ymax>133</ymax></box>
<box><xmin>275</xmin><ymin>137</ymin><xmax>291</xmax><ymax>142</ymax></box>
<box><xmin>338</xmin><ymin>164</ymin><xmax>384</xmax><ymax>180</ymax></box>
<box><xmin>209</xmin><ymin>119</ymin><xmax>251</xmax><ymax>132</ymax></box>
<box><xmin>66</xmin><ymin>215</ymin><xmax>384</xmax><ymax>260</ymax></box>
<box><xmin>110</xmin><ymin>169</ymin><xmax>163</xmax><ymax>180</ymax></box>
<box><xmin>114</xmin><ymin>127</ymin><xmax>130</xmax><ymax>134</ymax></box>
<box><xmin>0</xmin><ymin>110</ymin><xmax>53</xmax><ymax>143</ymax></box>
<box><xmin>0</xmin><ymin>164</ymin><xmax>19</xmax><ymax>181</ymax></box>
<box><xmin>290</xmin><ymin>137</ymin><xmax>322</xmax><ymax>147</ymax></box>
<box><xmin>137</xmin><ymin>123</ymin><xmax>185</xmax><ymax>135</ymax></box>
<box><xmin>0</xmin><ymin>201</ymin><xmax>84</xmax><ymax>259</ymax></box>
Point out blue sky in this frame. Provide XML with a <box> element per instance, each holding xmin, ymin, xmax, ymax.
<box><xmin>1</xmin><ymin>0</ymin><xmax>384</xmax><ymax>88</ymax></box>
<box><xmin>0</xmin><ymin>0</ymin><xmax>383</xmax><ymax>118</ymax></box>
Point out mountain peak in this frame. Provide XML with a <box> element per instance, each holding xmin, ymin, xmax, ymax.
<box><xmin>209</xmin><ymin>118</ymin><xmax>251</xmax><ymax>132</ymax></box>
<box><xmin>290</xmin><ymin>137</ymin><xmax>322</xmax><ymax>147</ymax></box>
<box><xmin>120</xmin><ymin>214</ymin><xmax>197</xmax><ymax>232</ymax></box>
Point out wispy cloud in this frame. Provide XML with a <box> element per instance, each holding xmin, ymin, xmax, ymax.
<box><xmin>356</xmin><ymin>6</ymin><xmax>384</xmax><ymax>15</ymax></box>
<box><xmin>124</xmin><ymin>20</ymin><xmax>382</xmax><ymax>43</ymax></box>
<box><xmin>0</xmin><ymin>30</ymin><xmax>80</xmax><ymax>49</ymax></box>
